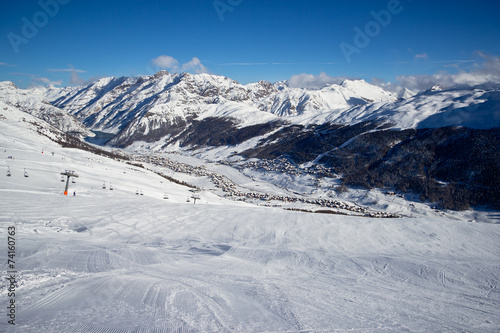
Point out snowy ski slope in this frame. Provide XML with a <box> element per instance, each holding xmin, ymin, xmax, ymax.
<box><xmin>1</xmin><ymin>109</ymin><xmax>500</xmax><ymax>332</ymax></box>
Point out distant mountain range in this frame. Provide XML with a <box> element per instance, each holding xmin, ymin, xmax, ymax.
<box><xmin>1</xmin><ymin>72</ymin><xmax>499</xmax><ymax>210</ymax></box>
<box><xmin>43</xmin><ymin>71</ymin><xmax>399</xmax><ymax>137</ymax></box>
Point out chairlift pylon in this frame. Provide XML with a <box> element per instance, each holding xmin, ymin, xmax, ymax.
<box><xmin>60</xmin><ymin>170</ymin><xmax>79</xmax><ymax>196</ymax></box>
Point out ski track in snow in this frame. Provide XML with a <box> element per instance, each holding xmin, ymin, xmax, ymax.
<box><xmin>2</xmin><ymin>192</ymin><xmax>499</xmax><ymax>332</ymax></box>
<box><xmin>1</xmin><ymin>119</ymin><xmax>500</xmax><ymax>332</ymax></box>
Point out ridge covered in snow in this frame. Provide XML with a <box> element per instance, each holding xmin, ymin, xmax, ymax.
<box><xmin>0</xmin><ymin>81</ymin><xmax>91</xmax><ymax>137</ymax></box>
<box><xmin>4</xmin><ymin>71</ymin><xmax>500</xmax><ymax>145</ymax></box>
<box><xmin>43</xmin><ymin>72</ymin><xmax>398</xmax><ymax>133</ymax></box>
<box><xmin>29</xmin><ymin>72</ymin><xmax>498</xmax><ymax>140</ymax></box>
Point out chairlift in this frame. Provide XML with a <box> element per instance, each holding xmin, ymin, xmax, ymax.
<box><xmin>24</xmin><ymin>169</ymin><xmax>29</xmax><ymax>177</ymax></box>
<box><xmin>163</xmin><ymin>194</ymin><xmax>169</xmax><ymax>200</ymax></box>
<box><xmin>71</xmin><ymin>177</ymin><xmax>76</xmax><ymax>184</ymax></box>
<box><xmin>140</xmin><ymin>190</ymin><xmax>143</xmax><ymax>196</ymax></box>
<box><xmin>136</xmin><ymin>189</ymin><xmax>139</xmax><ymax>195</ymax></box>
<box><xmin>102</xmin><ymin>182</ymin><xmax>106</xmax><ymax>189</ymax></box>
<box><xmin>110</xmin><ymin>184</ymin><xmax>113</xmax><ymax>190</ymax></box>
<box><xmin>6</xmin><ymin>167</ymin><xmax>11</xmax><ymax>177</ymax></box>
<box><xmin>61</xmin><ymin>175</ymin><xmax>65</xmax><ymax>182</ymax></box>
<box><xmin>191</xmin><ymin>194</ymin><xmax>200</xmax><ymax>204</ymax></box>
<box><xmin>186</xmin><ymin>196</ymin><xmax>191</xmax><ymax>203</ymax></box>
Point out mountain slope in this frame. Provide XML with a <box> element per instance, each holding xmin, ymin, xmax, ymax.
<box><xmin>0</xmin><ymin>81</ymin><xmax>91</xmax><ymax>137</ymax></box>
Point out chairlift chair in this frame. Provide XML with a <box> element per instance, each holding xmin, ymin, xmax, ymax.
<box><xmin>6</xmin><ymin>167</ymin><xmax>11</xmax><ymax>177</ymax></box>
<box><xmin>24</xmin><ymin>169</ymin><xmax>29</xmax><ymax>177</ymax></box>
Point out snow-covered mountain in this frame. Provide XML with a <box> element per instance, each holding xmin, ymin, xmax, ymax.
<box><xmin>43</xmin><ymin>72</ymin><xmax>500</xmax><ymax>146</ymax></box>
<box><xmin>305</xmin><ymin>87</ymin><xmax>500</xmax><ymax>129</ymax></box>
<box><xmin>46</xmin><ymin>71</ymin><xmax>398</xmax><ymax>134</ymax></box>
<box><xmin>0</xmin><ymin>81</ymin><xmax>92</xmax><ymax>137</ymax></box>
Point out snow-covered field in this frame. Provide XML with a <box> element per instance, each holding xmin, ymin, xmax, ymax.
<box><xmin>1</xmin><ymin>117</ymin><xmax>500</xmax><ymax>332</ymax></box>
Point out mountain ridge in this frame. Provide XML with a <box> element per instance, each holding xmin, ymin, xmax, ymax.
<box><xmin>41</xmin><ymin>72</ymin><xmax>399</xmax><ymax>133</ymax></box>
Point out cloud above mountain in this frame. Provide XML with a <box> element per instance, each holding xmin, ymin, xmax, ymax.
<box><xmin>182</xmin><ymin>57</ymin><xmax>209</xmax><ymax>74</ymax></box>
<box><xmin>151</xmin><ymin>55</ymin><xmax>179</xmax><ymax>70</ymax></box>
<box><xmin>393</xmin><ymin>52</ymin><xmax>500</xmax><ymax>91</ymax></box>
<box><xmin>47</xmin><ymin>66</ymin><xmax>87</xmax><ymax>86</ymax></box>
<box><xmin>151</xmin><ymin>55</ymin><xmax>209</xmax><ymax>74</ymax></box>
<box><xmin>287</xmin><ymin>72</ymin><xmax>351</xmax><ymax>90</ymax></box>
<box><xmin>287</xmin><ymin>53</ymin><xmax>500</xmax><ymax>94</ymax></box>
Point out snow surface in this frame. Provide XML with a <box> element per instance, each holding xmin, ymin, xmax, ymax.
<box><xmin>1</xmin><ymin>100</ymin><xmax>500</xmax><ymax>332</ymax></box>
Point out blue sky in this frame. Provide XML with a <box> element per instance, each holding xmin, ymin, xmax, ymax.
<box><xmin>1</xmin><ymin>0</ymin><xmax>500</xmax><ymax>90</ymax></box>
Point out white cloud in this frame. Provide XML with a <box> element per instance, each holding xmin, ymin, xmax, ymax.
<box><xmin>10</xmin><ymin>72</ymin><xmax>62</xmax><ymax>87</ymax></box>
<box><xmin>46</xmin><ymin>66</ymin><xmax>86</xmax><ymax>86</ymax></box>
<box><xmin>372</xmin><ymin>52</ymin><xmax>500</xmax><ymax>94</ymax></box>
<box><xmin>69</xmin><ymin>68</ymin><xmax>85</xmax><ymax>86</ymax></box>
<box><xmin>219</xmin><ymin>62</ymin><xmax>269</xmax><ymax>66</ymax></box>
<box><xmin>0</xmin><ymin>62</ymin><xmax>17</xmax><ymax>67</ymax></box>
<box><xmin>151</xmin><ymin>55</ymin><xmax>179</xmax><ymax>71</ymax></box>
<box><xmin>415</xmin><ymin>53</ymin><xmax>428</xmax><ymax>61</ymax></box>
<box><xmin>150</xmin><ymin>55</ymin><xmax>209</xmax><ymax>74</ymax></box>
<box><xmin>396</xmin><ymin>53</ymin><xmax>500</xmax><ymax>91</ymax></box>
<box><xmin>370</xmin><ymin>78</ymin><xmax>409</xmax><ymax>97</ymax></box>
<box><xmin>47</xmin><ymin>68</ymin><xmax>86</xmax><ymax>73</ymax></box>
<box><xmin>287</xmin><ymin>54</ymin><xmax>500</xmax><ymax>95</ymax></box>
<box><xmin>182</xmin><ymin>57</ymin><xmax>209</xmax><ymax>74</ymax></box>
<box><xmin>287</xmin><ymin>72</ymin><xmax>351</xmax><ymax>89</ymax></box>
<box><xmin>31</xmin><ymin>76</ymin><xmax>63</xmax><ymax>87</ymax></box>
